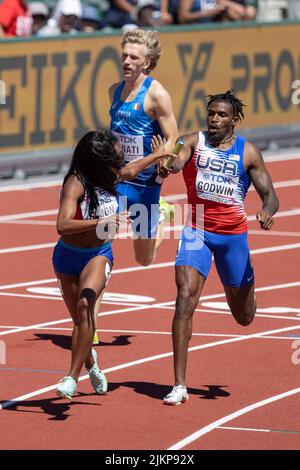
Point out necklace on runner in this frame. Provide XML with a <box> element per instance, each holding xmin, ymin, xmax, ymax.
<box><xmin>220</xmin><ymin>134</ymin><xmax>235</xmax><ymax>145</ymax></box>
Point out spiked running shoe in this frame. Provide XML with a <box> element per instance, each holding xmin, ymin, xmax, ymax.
<box><xmin>56</xmin><ymin>376</ymin><xmax>77</xmax><ymax>400</ymax></box>
<box><xmin>163</xmin><ymin>385</ymin><xmax>189</xmax><ymax>405</ymax></box>
<box><xmin>86</xmin><ymin>348</ymin><xmax>108</xmax><ymax>394</ymax></box>
<box><xmin>92</xmin><ymin>330</ymin><xmax>99</xmax><ymax>345</ymax></box>
<box><xmin>159</xmin><ymin>197</ymin><xmax>174</xmax><ymax>223</ymax></box>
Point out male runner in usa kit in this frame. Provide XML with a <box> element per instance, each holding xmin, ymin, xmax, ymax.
<box><xmin>109</xmin><ymin>29</ymin><xmax>178</xmax><ymax>266</ymax></box>
<box><xmin>163</xmin><ymin>90</ymin><xmax>279</xmax><ymax>405</ymax></box>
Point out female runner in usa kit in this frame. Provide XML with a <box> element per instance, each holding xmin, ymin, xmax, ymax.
<box><xmin>52</xmin><ymin>129</ymin><xmax>172</xmax><ymax>400</ymax></box>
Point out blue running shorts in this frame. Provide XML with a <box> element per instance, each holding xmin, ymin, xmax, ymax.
<box><xmin>117</xmin><ymin>181</ymin><xmax>161</xmax><ymax>238</ymax></box>
<box><xmin>52</xmin><ymin>239</ymin><xmax>114</xmax><ymax>277</ymax></box>
<box><xmin>175</xmin><ymin>226</ymin><xmax>254</xmax><ymax>287</ymax></box>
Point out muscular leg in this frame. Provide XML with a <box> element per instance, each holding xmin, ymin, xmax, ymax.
<box><xmin>69</xmin><ymin>256</ymin><xmax>109</xmax><ymax>379</ymax></box>
<box><xmin>173</xmin><ymin>266</ymin><xmax>206</xmax><ymax>385</ymax></box>
<box><xmin>223</xmin><ymin>283</ymin><xmax>256</xmax><ymax>327</ymax></box>
<box><xmin>56</xmin><ymin>273</ymin><xmax>82</xmax><ymax>373</ymax></box>
<box><xmin>133</xmin><ymin>230</ymin><xmax>163</xmax><ymax>266</ymax></box>
<box><xmin>57</xmin><ymin>256</ymin><xmax>109</xmax><ymax>381</ymax></box>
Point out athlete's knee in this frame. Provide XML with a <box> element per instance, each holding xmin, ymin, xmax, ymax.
<box><xmin>175</xmin><ymin>288</ymin><xmax>198</xmax><ymax>320</ymax></box>
<box><xmin>77</xmin><ymin>297</ymin><xmax>89</xmax><ymax>320</ymax></box>
<box><xmin>235</xmin><ymin>305</ymin><xmax>256</xmax><ymax>326</ymax></box>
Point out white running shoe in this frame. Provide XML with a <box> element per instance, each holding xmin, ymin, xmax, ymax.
<box><xmin>56</xmin><ymin>376</ymin><xmax>77</xmax><ymax>400</ymax></box>
<box><xmin>163</xmin><ymin>385</ymin><xmax>189</xmax><ymax>405</ymax></box>
<box><xmin>86</xmin><ymin>348</ymin><xmax>108</xmax><ymax>394</ymax></box>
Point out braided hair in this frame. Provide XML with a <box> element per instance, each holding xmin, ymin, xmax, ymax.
<box><xmin>207</xmin><ymin>90</ymin><xmax>246</xmax><ymax>122</ymax></box>
<box><xmin>63</xmin><ymin>129</ymin><xmax>123</xmax><ymax>218</ymax></box>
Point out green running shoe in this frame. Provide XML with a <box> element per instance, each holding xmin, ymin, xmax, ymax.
<box><xmin>159</xmin><ymin>197</ymin><xmax>174</xmax><ymax>223</ymax></box>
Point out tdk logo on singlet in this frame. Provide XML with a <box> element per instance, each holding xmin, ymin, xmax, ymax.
<box><xmin>196</xmin><ymin>155</ymin><xmax>238</xmax><ymax>176</ymax></box>
<box><xmin>119</xmin><ymin>136</ymin><xmax>139</xmax><ymax>144</ymax></box>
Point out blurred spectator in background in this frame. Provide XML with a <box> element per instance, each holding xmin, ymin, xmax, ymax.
<box><xmin>155</xmin><ymin>0</ymin><xmax>174</xmax><ymax>24</ymax></box>
<box><xmin>164</xmin><ymin>0</ymin><xmax>179</xmax><ymax>23</ymax></box>
<box><xmin>288</xmin><ymin>0</ymin><xmax>300</xmax><ymax>19</ymax></box>
<box><xmin>105</xmin><ymin>0</ymin><xmax>137</xmax><ymax>28</ymax></box>
<box><xmin>106</xmin><ymin>0</ymin><xmax>175</xmax><ymax>29</ymax></box>
<box><xmin>178</xmin><ymin>0</ymin><xmax>257</xmax><ymax>23</ymax></box>
<box><xmin>38</xmin><ymin>0</ymin><xmax>82</xmax><ymax>35</ymax></box>
<box><xmin>257</xmin><ymin>0</ymin><xmax>287</xmax><ymax>20</ymax></box>
<box><xmin>0</xmin><ymin>0</ymin><xmax>32</xmax><ymax>37</ymax></box>
<box><xmin>136</xmin><ymin>0</ymin><xmax>174</xmax><ymax>26</ymax></box>
<box><xmin>136</xmin><ymin>0</ymin><xmax>161</xmax><ymax>26</ymax></box>
<box><xmin>29</xmin><ymin>2</ymin><xmax>49</xmax><ymax>34</ymax></box>
<box><xmin>81</xmin><ymin>3</ymin><xmax>105</xmax><ymax>31</ymax></box>
<box><xmin>178</xmin><ymin>0</ymin><xmax>226</xmax><ymax>23</ymax></box>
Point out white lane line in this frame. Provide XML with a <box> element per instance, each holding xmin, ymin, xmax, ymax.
<box><xmin>16</xmin><ymin>326</ymin><xmax>300</xmax><ymax>341</ymax></box>
<box><xmin>1</xmin><ymin>322</ymin><xmax>300</xmax><ymax>411</ymax></box>
<box><xmin>0</xmin><ymin>233</ymin><xmax>300</xmax><ymax>270</ymax></box>
<box><xmin>217</xmin><ymin>425</ymin><xmax>300</xmax><ymax>435</ymax></box>
<box><xmin>0</xmin><ymin>293</ymin><xmax>63</xmax><ymax>301</ymax></box>
<box><xmin>1</xmin><ymin>220</ymin><xmax>56</xmax><ymax>226</ymax></box>
<box><xmin>0</xmin><ymin>243</ymin><xmax>55</xmax><ymax>255</ymax></box>
<box><xmin>160</xmin><ymin>305</ymin><xmax>300</xmax><ymax>323</ymax></box>
<box><xmin>264</xmin><ymin>154</ymin><xmax>300</xmax><ymax>162</ymax></box>
<box><xmin>0</xmin><ymin>277</ymin><xmax>57</xmax><ymax>291</ymax></box>
<box><xmin>0</xmin><ymin>209</ymin><xmax>57</xmax><ymax>222</ymax></box>
<box><xmin>168</xmin><ymin>387</ymin><xmax>300</xmax><ymax>450</ymax></box>
<box><xmin>0</xmin><ymin>164</ymin><xmax>298</xmax><ymax>194</ymax></box>
<box><xmin>248</xmin><ymin>230</ymin><xmax>300</xmax><ymax>237</ymax></box>
<box><xmin>0</xmin><ymin>206</ymin><xmax>300</xmax><ymax>255</ymax></box>
<box><xmin>248</xmin><ymin>208</ymin><xmax>300</xmax><ymax>221</ymax></box>
<box><xmin>166</xmin><ymin>180</ymin><xmax>300</xmax><ymax>202</ymax></box>
<box><xmin>0</xmin><ymin>199</ymin><xmax>298</xmax><ymax>227</ymax></box>
<box><xmin>219</xmin><ymin>426</ymin><xmax>271</xmax><ymax>433</ymax></box>
<box><xmin>0</xmin><ymin>304</ymin><xmax>153</xmax><ymax>337</ymax></box>
<box><xmin>0</xmin><ymin>180</ymin><xmax>62</xmax><ymax>192</ymax></box>
<box><xmin>250</xmin><ymin>242</ymin><xmax>300</xmax><ymax>255</ymax></box>
<box><xmin>0</xmin><ymin>280</ymin><xmax>299</xmax><ymax>337</ymax></box>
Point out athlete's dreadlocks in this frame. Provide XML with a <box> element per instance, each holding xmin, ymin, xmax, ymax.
<box><xmin>207</xmin><ymin>90</ymin><xmax>246</xmax><ymax>122</ymax></box>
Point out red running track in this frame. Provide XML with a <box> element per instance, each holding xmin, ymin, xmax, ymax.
<box><xmin>0</xmin><ymin>152</ymin><xmax>300</xmax><ymax>450</ymax></box>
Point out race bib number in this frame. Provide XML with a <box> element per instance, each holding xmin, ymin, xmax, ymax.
<box><xmin>96</xmin><ymin>190</ymin><xmax>118</xmax><ymax>219</ymax></box>
<box><xmin>196</xmin><ymin>169</ymin><xmax>239</xmax><ymax>205</ymax></box>
<box><xmin>114</xmin><ymin>132</ymin><xmax>144</xmax><ymax>162</ymax></box>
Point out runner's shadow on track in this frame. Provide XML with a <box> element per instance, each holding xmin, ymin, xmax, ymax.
<box><xmin>0</xmin><ymin>393</ymin><xmax>101</xmax><ymax>421</ymax></box>
<box><xmin>28</xmin><ymin>334</ymin><xmax>135</xmax><ymax>350</ymax></box>
<box><xmin>107</xmin><ymin>382</ymin><xmax>230</xmax><ymax>400</ymax></box>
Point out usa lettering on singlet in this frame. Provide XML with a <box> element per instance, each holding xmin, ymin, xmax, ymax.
<box><xmin>195</xmin><ymin>150</ymin><xmax>240</xmax><ymax>205</ymax></box>
<box><xmin>182</xmin><ymin>131</ymin><xmax>251</xmax><ymax>234</ymax></box>
<box><xmin>110</xmin><ymin>76</ymin><xmax>163</xmax><ymax>186</ymax></box>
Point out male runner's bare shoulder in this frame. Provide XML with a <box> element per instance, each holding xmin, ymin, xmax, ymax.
<box><xmin>144</xmin><ymin>79</ymin><xmax>174</xmax><ymax>121</ymax></box>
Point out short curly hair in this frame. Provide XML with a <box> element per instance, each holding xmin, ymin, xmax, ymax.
<box><xmin>121</xmin><ymin>29</ymin><xmax>161</xmax><ymax>73</ymax></box>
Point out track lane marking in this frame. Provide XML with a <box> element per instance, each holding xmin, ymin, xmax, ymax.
<box><xmin>168</xmin><ymin>387</ymin><xmax>300</xmax><ymax>450</ymax></box>
<box><xmin>0</xmin><ymin>325</ymin><xmax>296</xmax><ymax>341</ymax></box>
<box><xmin>217</xmin><ymin>425</ymin><xmax>300</xmax><ymax>435</ymax></box>
<box><xmin>0</xmin><ymin>280</ymin><xmax>300</xmax><ymax>336</ymax></box>
<box><xmin>1</xmin><ymin>322</ymin><xmax>300</xmax><ymax>410</ymax></box>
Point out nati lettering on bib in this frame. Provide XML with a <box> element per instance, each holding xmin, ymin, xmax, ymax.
<box><xmin>114</xmin><ymin>132</ymin><xmax>144</xmax><ymax>162</ymax></box>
